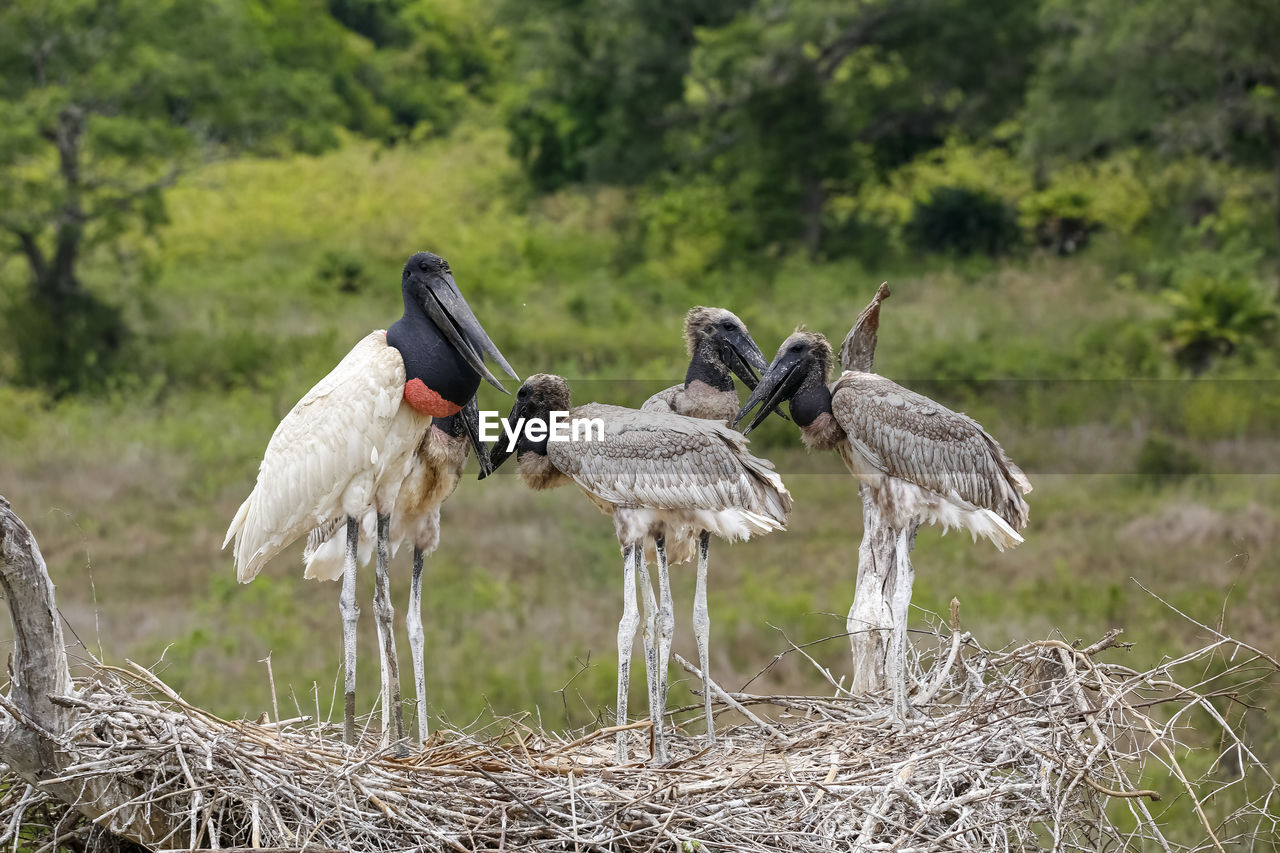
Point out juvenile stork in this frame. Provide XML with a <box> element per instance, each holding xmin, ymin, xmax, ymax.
<box><xmin>641</xmin><ymin>306</ymin><xmax>770</xmax><ymax>421</ymax></box>
<box><xmin>224</xmin><ymin>252</ymin><xmax>517</xmax><ymax>748</ymax></box>
<box><xmin>639</xmin><ymin>306</ymin><xmax>776</xmax><ymax>747</ymax></box>
<box><xmin>486</xmin><ymin>375</ymin><xmax>791</xmax><ymax>764</ymax></box>
<box><xmin>736</xmin><ymin>304</ymin><xmax>1030</xmax><ymax>715</ymax></box>
<box><xmin>301</xmin><ymin>397</ymin><xmax>491</xmax><ymax>746</ymax></box>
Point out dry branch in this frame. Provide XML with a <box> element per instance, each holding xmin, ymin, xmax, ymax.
<box><xmin>1</xmin><ymin>498</ymin><xmax>1277</xmax><ymax>852</ymax></box>
<box><xmin>0</xmin><ymin>626</ymin><xmax>1273</xmax><ymax>852</ymax></box>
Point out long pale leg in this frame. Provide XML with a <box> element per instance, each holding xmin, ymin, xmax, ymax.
<box><xmin>653</xmin><ymin>534</ymin><xmax>674</xmax><ymax>764</ymax></box>
<box><xmin>615</xmin><ymin>544</ymin><xmax>641</xmax><ymax>763</ymax></box>
<box><xmin>407</xmin><ymin>547</ymin><xmax>428</xmax><ymax>746</ymax></box>
<box><xmin>372</xmin><ymin>512</ymin><xmax>407</xmax><ymax>755</ymax></box>
<box><xmin>692</xmin><ymin>530</ymin><xmax>715</xmax><ymax>745</ymax></box>
<box><xmin>339</xmin><ymin>516</ymin><xmax>360</xmax><ymax>747</ymax></box>
<box><xmin>635</xmin><ymin>543</ymin><xmax>664</xmax><ymax>763</ymax></box>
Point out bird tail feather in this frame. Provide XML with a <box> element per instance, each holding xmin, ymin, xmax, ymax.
<box><xmin>223</xmin><ymin>496</ymin><xmax>251</xmax><ymax>551</ymax></box>
<box><xmin>303</xmin><ymin>514</ymin><xmax>376</xmax><ymax>581</ymax></box>
<box><xmin>971</xmin><ymin>508</ymin><xmax>1024</xmax><ymax>552</ymax></box>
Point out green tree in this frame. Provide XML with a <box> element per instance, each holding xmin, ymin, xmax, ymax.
<box><xmin>1027</xmin><ymin>0</ymin><xmax>1280</xmax><ymax>249</ymax></box>
<box><xmin>0</xmin><ymin>0</ymin><xmax>386</xmax><ymax>392</ymax></box>
<box><xmin>506</xmin><ymin>0</ymin><xmax>1041</xmax><ymax>258</ymax></box>
<box><xmin>678</xmin><ymin>0</ymin><xmax>1041</xmax><ymax>257</ymax></box>
<box><xmin>504</xmin><ymin>0</ymin><xmax>751</xmax><ymax>191</ymax></box>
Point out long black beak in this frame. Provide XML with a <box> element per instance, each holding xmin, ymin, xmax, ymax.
<box><xmin>478</xmin><ymin>398</ymin><xmax>524</xmax><ymax>480</ymax></box>
<box><xmin>722</xmin><ymin>330</ymin><xmax>769</xmax><ymax>389</ymax></box>
<box><xmin>723</xmin><ymin>331</ymin><xmax>789</xmax><ymax>422</ymax></box>
<box><xmin>421</xmin><ymin>271</ymin><xmax>520</xmax><ymax>394</ymax></box>
<box><xmin>734</xmin><ymin>354</ymin><xmax>806</xmax><ymax>435</ymax></box>
<box><xmin>458</xmin><ymin>397</ymin><xmax>493</xmax><ymax>478</ymax></box>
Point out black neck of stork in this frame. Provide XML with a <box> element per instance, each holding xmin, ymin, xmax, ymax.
<box><xmin>517</xmin><ymin>416</ymin><xmax>550</xmax><ymax>456</ymax></box>
<box><xmin>685</xmin><ymin>341</ymin><xmax>734</xmax><ymax>392</ymax></box>
<box><xmin>387</xmin><ymin>290</ymin><xmax>481</xmax><ymax>413</ymax></box>
<box><xmin>789</xmin><ymin>379</ymin><xmax>832</xmax><ymax>427</ymax></box>
<box><xmin>433</xmin><ymin>412</ymin><xmax>463</xmax><ymax>435</ymax></box>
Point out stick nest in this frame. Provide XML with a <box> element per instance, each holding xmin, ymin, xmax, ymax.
<box><xmin>2</xmin><ymin>624</ymin><xmax>1276</xmax><ymax>853</ymax></box>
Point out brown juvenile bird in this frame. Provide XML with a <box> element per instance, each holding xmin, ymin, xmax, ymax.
<box><xmin>487</xmin><ymin>374</ymin><xmax>791</xmax><ymax>764</ymax></box>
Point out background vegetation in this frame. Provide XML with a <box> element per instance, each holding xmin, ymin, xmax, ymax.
<box><xmin>1</xmin><ymin>0</ymin><xmax>1277</xmax><ymax>841</ymax></box>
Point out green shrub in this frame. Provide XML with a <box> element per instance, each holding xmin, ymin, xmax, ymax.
<box><xmin>1160</xmin><ymin>255</ymin><xmax>1277</xmax><ymax>373</ymax></box>
<box><xmin>3</xmin><ymin>289</ymin><xmax>130</xmax><ymax>396</ymax></box>
<box><xmin>907</xmin><ymin>187</ymin><xmax>1021</xmax><ymax>257</ymax></box>
<box><xmin>1020</xmin><ymin>186</ymin><xmax>1097</xmax><ymax>255</ymax></box>
<box><xmin>315</xmin><ymin>248</ymin><xmax>373</xmax><ymax>295</ymax></box>
<box><xmin>1019</xmin><ymin>154</ymin><xmax>1152</xmax><ymax>256</ymax></box>
<box><xmin>632</xmin><ymin>180</ymin><xmax>747</xmax><ymax>279</ymax></box>
<box><xmin>1135</xmin><ymin>434</ymin><xmax>1201</xmax><ymax>485</ymax></box>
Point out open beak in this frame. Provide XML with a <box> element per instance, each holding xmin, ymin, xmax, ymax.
<box><xmin>722</xmin><ymin>331</ymin><xmax>769</xmax><ymax>389</ymax></box>
<box><xmin>458</xmin><ymin>397</ymin><xmax>494</xmax><ymax>479</ymax></box>
<box><xmin>734</xmin><ymin>353</ymin><xmax>806</xmax><ymax>435</ymax></box>
<box><xmin>421</xmin><ymin>271</ymin><xmax>520</xmax><ymax>394</ymax></box>
<box><xmin>478</xmin><ymin>397</ymin><xmax>524</xmax><ymax>480</ymax></box>
<box><xmin>724</xmin><ymin>331</ymin><xmax>790</xmax><ymax>422</ymax></box>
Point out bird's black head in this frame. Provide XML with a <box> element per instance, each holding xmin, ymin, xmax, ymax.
<box><xmin>403</xmin><ymin>251</ymin><xmax>451</xmax><ymax>280</ymax></box>
<box><xmin>685</xmin><ymin>306</ymin><xmax>770</xmax><ymax>390</ymax></box>
<box><xmin>735</xmin><ymin>330</ymin><xmax>832</xmax><ymax>433</ymax></box>
<box><xmin>398</xmin><ymin>251</ymin><xmax>519</xmax><ymax>394</ymax></box>
<box><xmin>480</xmin><ymin>374</ymin><xmax>571</xmax><ymax>478</ymax></box>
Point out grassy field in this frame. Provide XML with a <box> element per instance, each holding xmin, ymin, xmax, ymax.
<box><xmin>1</xmin><ymin>129</ymin><xmax>1277</xmax><ymax>841</ymax></box>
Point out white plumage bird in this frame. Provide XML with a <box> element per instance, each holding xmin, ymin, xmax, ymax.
<box><xmin>300</xmin><ymin>397</ymin><xmax>489</xmax><ymax>745</ymax></box>
<box><xmin>485</xmin><ymin>374</ymin><xmax>792</xmax><ymax>763</ymax></box>
<box><xmin>224</xmin><ymin>252</ymin><xmax>516</xmax><ymax>749</ymax></box>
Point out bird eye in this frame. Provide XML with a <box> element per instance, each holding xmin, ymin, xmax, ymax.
<box><xmin>419</xmin><ymin>260</ymin><xmax>429</xmax><ymax>272</ymax></box>
<box><xmin>722</xmin><ymin>322</ymin><xmax>734</xmax><ymax>331</ymax></box>
<box><xmin>790</xmin><ymin>344</ymin><xmax>804</xmax><ymax>354</ymax></box>
<box><xmin>517</xmin><ymin>388</ymin><xmax>528</xmax><ymax>399</ymax></box>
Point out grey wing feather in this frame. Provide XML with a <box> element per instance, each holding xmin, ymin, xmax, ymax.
<box><xmin>832</xmin><ymin>373</ymin><xmax>1030</xmax><ymax>528</ymax></box>
<box><xmin>641</xmin><ymin>384</ymin><xmax>681</xmax><ymax>413</ymax></box>
<box><xmin>548</xmin><ymin>404</ymin><xmax>790</xmax><ymax>523</ymax></box>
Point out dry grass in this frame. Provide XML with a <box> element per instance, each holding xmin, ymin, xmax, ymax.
<box><xmin>3</xmin><ymin>615</ymin><xmax>1275</xmax><ymax>853</ymax></box>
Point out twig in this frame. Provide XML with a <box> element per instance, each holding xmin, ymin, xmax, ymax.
<box><xmin>673</xmin><ymin>653</ymin><xmax>787</xmax><ymax>742</ymax></box>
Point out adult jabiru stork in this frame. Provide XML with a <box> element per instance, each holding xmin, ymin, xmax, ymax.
<box><xmin>639</xmin><ymin>306</ymin><xmax>779</xmax><ymax>747</ymax></box>
<box><xmin>224</xmin><ymin>252</ymin><xmax>517</xmax><ymax>748</ymax></box>
<box><xmin>735</xmin><ymin>313</ymin><xmax>1030</xmax><ymax>716</ymax></box>
<box><xmin>301</xmin><ymin>396</ymin><xmax>492</xmax><ymax>746</ymax></box>
<box><xmin>485</xmin><ymin>374</ymin><xmax>791</xmax><ymax>764</ymax></box>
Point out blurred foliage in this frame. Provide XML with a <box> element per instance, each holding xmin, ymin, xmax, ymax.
<box><xmin>906</xmin><ymin>187</ymin><xmax>1021</xmax><ymax>257</ymax></box>
<box><xmin>2</xmin><ymin>0</ymin><xmax>1279</xmax><ymax>395</ymax></box>
<box><xmin>503</xmin><ymin>0</ymin><xmax>749</xmax><ymax>190</ymax></box>
<box><xmin>1134</xmin><ymin>434</ymin><xmax>1202</xmax><ymax>485</ymax></box>
<box><xmin>0</xmin><ymin>0</ymin><xmax>505</xmax><ymax>393</ymax></box>
<box><xmin>1027</xmin><ymin>0</ymin><xmax>1280</xmax><ymax>172</ymax></box>
<box><xmin>507</xmin><ymin>0</ymin><xmax>1042</xmax><ymax>257</ymax></box>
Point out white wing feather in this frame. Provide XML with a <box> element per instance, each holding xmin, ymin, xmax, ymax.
<box><xmin>224</xmin><ymin>332</ymin><xmax>407</xmax><ymax>582</ymax></box>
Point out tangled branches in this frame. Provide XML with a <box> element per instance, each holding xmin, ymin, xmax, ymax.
<box><xmin>0</xmin><ymin>617</ymin><xmax>1274</xmax><ymax>853</ymax></box>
